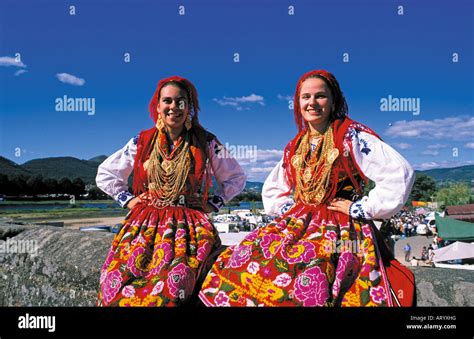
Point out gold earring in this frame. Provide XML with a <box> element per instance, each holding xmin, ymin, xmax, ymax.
<box><xmin>185</xmin><ymin>114</ymin><xmax>192</xmax><ymax>130</ymax></box>
<box><xmin>156</xmin><ymin>115</ymin><xmax>164</xmax><ymax>131</ymax></box>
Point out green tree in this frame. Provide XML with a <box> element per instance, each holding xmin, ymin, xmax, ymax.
<box><xmin>86</xmin><ymin>185</ymin><xmax>108</xmax><ymax>200</ymax></box>
<box><xmin>11</xmin><ymin>175</ymin><xmax>29</xmax><ymax>196</ymax></box>
<box><xmin>59</xmin><ymin>177</ymin><xmax>74</xmax><ymax>195</ymax></box>
<box><xmin>0</xmin><ymin>174</ymin><xmax>9</xmax><ymax>195</ymax></box>
<box><xmin>44</xmin><ymin>178</ymin><xmax>59</xmax><ymax>195</ymax></box>
<box><xmin>409</xmin><ymin>173</ymin><xmax>437</xmax><ymax>202</ymax></box>
<box><xmin>436</xmin><ymin>182</ymin><xmax>470</xmax><ymax>206</ymax></box>
<box><xmin>72</xmin><ymin>178</ymin><xmax>86</xmax><ymax>197</ymax></box>
<box><xmin>27</xmin><ymin>175</ymin><xmax>46</xmax><ymax>196</ymax></box>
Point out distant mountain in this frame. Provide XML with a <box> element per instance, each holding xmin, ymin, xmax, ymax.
<box><xmin>245</xmin><ymin>181</ymin><xmax>264</xmax><ymax>192</ymax></box>
<box><xmin>417</xmin><ymin>165</ymin><xmax>474</xmax><ymax>184</ymax></box>
<box><xmin>88</xmin><ymin>155</ymin><xmax>108</xmax><ymax>164</ymax></box>
<box><xmin>2</xmin><ymin>154</ymin><xmax>472</xmax><ymax>188</ymax></box>
<box><xmin>0</xmin><ymin>156</ymin><xmax>32</xmax><ymax>177</ymax></box>
<box><xmin>21</xmin><ymin>157</ymin><xmax>100</xmax><ymax>184</ymax></box>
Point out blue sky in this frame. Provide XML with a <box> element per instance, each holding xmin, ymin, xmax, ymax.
<box><xmin>1</xmin><ymin>0</ymin><xmax>473</xmax><ymax>182</ymax></box>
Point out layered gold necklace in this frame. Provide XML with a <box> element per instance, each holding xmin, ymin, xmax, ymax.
<box><xmin>291</xmin><ymin>126</ymin><xmax>339</xmax><ymax>205</ymax></box>
<box><xmin>144</xmin><ymin>131</ymin><xmax>191</xmax><ymax>206</ymax></box>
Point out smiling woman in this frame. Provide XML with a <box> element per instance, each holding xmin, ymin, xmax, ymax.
<box><xmin>199</xmin><ymin>70</ymin><xmax>416</xmax><ymax>307</ymax></box>
<box><xmin>95</xmin><ymin>76</ymin><xmax>246</xmax><ymax>307</ymax></box>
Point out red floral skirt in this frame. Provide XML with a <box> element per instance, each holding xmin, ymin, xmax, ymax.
<box><xmin>97</xmin><ymin>204</ymin><xmax>219</xmax><ymax>306</ymax></box>
<box><xmin>199</xmin><ymin>203</ymin><xmax>393</xmax><ymax>307</ymax></box>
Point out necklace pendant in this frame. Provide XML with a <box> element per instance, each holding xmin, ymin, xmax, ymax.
<box><xmin>161</xmin><ymin>159</ymin><xmax>174</xmax><ymax>174</ymax></box>
<box><xmin>303</xmin><ymin>167</ymin><xmax>312</xmax><ymax>182</ymax></box>
<box><xmin>327</xmin><ymin>148</ymin><xmax>340</xmax><ymax>163</ymax></box>
<box><xmin>143</xmin><ymin>159</ymin><xmax>150</xmax><ymax>171</ymax></box>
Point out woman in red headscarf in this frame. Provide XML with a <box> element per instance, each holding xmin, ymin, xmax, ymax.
<box><xmin>199</xmin><ymin>70</ymin><xmax>415</xmax><ymax>307</ymax></box>
<box><xmin>96</xmin><ymin>76</ymin><xmax>246</xmax><ymax>306</ymax></box>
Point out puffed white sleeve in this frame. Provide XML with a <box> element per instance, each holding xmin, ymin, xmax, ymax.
<box><xmin>96</xmin><ymin>136</ymin><xmax>138</xmax><ymax>208</ymax></box>
<box><xmin>348</xmin><ymin>130</ymin><xmax>415</xmax><ymax>223</ymax></box>
<box><xmin>207</xmin><ymin>138</ymin><xmax>247</xmax><ymax>211</ymax></box>
<box><xmin>262</xmin><ymin>158</ymin><xmax>295</xmax><ymax>216</ymax></box>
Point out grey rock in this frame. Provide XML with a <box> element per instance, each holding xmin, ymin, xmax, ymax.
<box><xmin>0</xmin><ymin>220</ymin><xmax>31</xmax><ymax>240</ymax></box>
<box><xmin>0</xmin><ymin>224</ymin><xmax>113</xmax><ymax>306</ymax></box>
<box><xmin>410</xmin><ymin>266</ymin><xmax>474</xmax><ymax>306</ymax></box>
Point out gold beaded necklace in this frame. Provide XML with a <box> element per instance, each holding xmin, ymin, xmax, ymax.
<box><xmin>145</xmin><ymin>130</ymin><xmax>191</xmax><ymax>206</ymax></box>
<box><xmin>291</xmin><ymin>126</ymin><xmax>339</xmax><ymax>205</ymax></box>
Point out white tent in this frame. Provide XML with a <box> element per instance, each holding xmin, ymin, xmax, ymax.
<box><xmin>432</xmin><ymin>241</ymin><xmax>474</xmax><ymax>262</ymax></box>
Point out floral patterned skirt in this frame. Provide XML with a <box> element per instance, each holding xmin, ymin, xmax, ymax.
<box><xmin>199</xmin><ymin>203</ymin><xmax>393</xmax><ymax>307</ymax></box>
<box><xmin>97</xmin><ymin>204</ymin><xmax>219</xmax><ymax>307</ymax></box>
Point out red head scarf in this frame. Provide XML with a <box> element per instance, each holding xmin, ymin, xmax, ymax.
<box><xmin>148</xmin><ymin>75</ymin><xmax>201</xmax><ymax>125</ymax></box>
<box><xmin>293</xmin><ymin>70</ymin><xmax>348</xmax><ymax>132</ymax></box>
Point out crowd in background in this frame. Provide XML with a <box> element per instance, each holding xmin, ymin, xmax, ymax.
<box><xmin>381</xmin><ymin>210</ymin><xmax>455</xmax><ymax>266</ymax></box>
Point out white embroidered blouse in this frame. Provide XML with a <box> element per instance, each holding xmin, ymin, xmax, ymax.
<box><xmin>96</xmin><ymin>135</ymin><xmax>247</xmax><ymax>209</ymax></box>
<box><xmin>262</xmin><ymin>129</ymin><xmax>415</xmax><ymax>224</ymax></box>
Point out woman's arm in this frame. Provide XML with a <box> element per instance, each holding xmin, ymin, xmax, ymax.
<box><xmin>347</xmin><ymin>130</ymin><xmax>415</xmax><ymax>220</ymax></box>
<box><xmin>262</xmin><ymin>158</ymin><xmax>295</xmax><ymax>216</ymax></box>
<box><xmin>96</xmin><ymin>136</ymin><xmax>137</xmax><ymax>208</ymax></box>
<box><xmin>207</xmin><ymin>138</ymin><xmax>247</xmax><ymax>212</ymax></box>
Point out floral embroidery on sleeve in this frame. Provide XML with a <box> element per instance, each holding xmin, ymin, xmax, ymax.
<box><xmin>124</xmin><ymin>135</ymin><xmax>138</xmax><ymax>157</ymax></box>
<box><xmin>358</xmin><ymin>138</ymin><xmax>371</xmax><ymax>155</ymax></box>
<box><xmin>279</xmin><ymin>200</ymin><xmax>294</xmax><ymax>215</ymax></box>
<box><xmin>208</xmin><ymin>195</ymin><xmax>225</xmax><ymax>212</ymax></box>
<box><xmin>116</xmin><ymin>191</ymin><xmax>135</xmax><ymax>208</ymax></box>
<box><xmin>349</xmin><ymin>200</ymin><xmax>366</xmax><ymax>219</ymax></box>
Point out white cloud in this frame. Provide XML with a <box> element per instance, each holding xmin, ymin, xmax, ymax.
<box><xmin>236</xmin><ymin>106</ymin><xmax>250</xmax><ymax>111</ymax></box>
<box><xmin>14</xmin><ymin>69</ymin><xmax>28</xmax><ymax>76</ymax></box>
<box><xmin>465</xmin><ymin>142</ymin><xmax>474</xmax><ymax>149</ymax></box>
<box><xmin>254</xmin><ymin>149</ymin><xmax>283</xmax><ymax>162</ymax></box>
<box><xmin>394</xmin><ymin>143</ymin><xmax>412</xmax><ymax>150</ymax></box>
<box><xmin>213</xmin><ymin>93</ymin><xmax>265</xmax><ymax>110</ymax></box>
<box><xmin>0</xmin><ymin>56</ymin><xmax>26</xmax><ymax>68</ymax></box>
<box><xmin>385</xmin><ymin>116</ymin><xmax>474</xmax><ymax>141</ymax></box>
<box><xmin>422</xmin><ymin>150</ymin><xmax>439</xmax><ymax>156</ymax></box>
<box><xmin>213</xmin><ymin>98</ymin><xmax>238</xmax><ymax>107</ymax></box>
<box><xmin>249</xmin><ymin>167</ymin><xmax>275</xmax><ymax>173</ymax></box>
<box><xmin>261</xmin><ymin>160</ymin><xmax>279</xmax><ymax>166</ymax></box>
<box><xmin>233</xmin><ymin>148</ymin><xmax>283</xmax><ymax>182</ymax></box>
<box><xmin>413</xmin><ymin>160</ymin><xmax>474</xmax><ymax>171</ymax></box>
<box><xmin>277</xmin><ymin>94</ymin><xmax>292</xmax><ymax>101</ymax></box>
<box><xmin>56</xmin><ymin>73</ymin><xmax>85</xmax><ymax>86</ymax></box>
<box><xmin>427</xmin><ymin>143</ymin><xmax>448</xmax><ymax>149</ymax></box>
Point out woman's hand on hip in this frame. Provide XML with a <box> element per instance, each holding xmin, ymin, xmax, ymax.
<box><xmin>327</xmin><ymin>198</ymin><xmax>352</xmax><ymax>215</ymax></box>
<box><xmin>125</xmin><ymin>192</ymin><xmax>149</xmax><ymax>209</ymax></box>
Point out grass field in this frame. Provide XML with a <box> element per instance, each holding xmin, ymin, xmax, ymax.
<box><xmin>0</xmin><ymin>200</ymin><xmax>126</xmax><ymax>221</ymax></box>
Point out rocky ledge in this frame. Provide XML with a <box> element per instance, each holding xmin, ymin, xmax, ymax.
<box><xmin>0</xmin><ymin>221</ymin><xmax>472</xmax><ymax>306</ymax></box>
